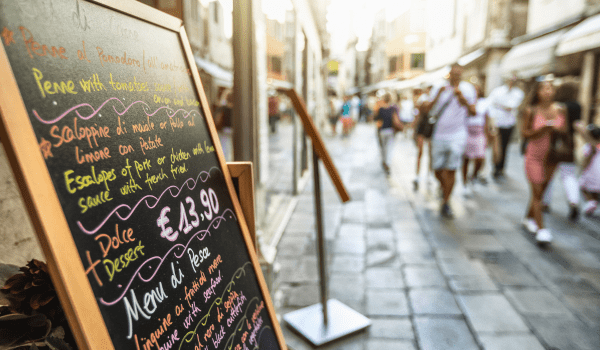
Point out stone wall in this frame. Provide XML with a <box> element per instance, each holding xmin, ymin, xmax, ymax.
<box><xmin>0</xmin><ymin>143</ymin><xmax>43</xmax><ymax>266</ymax></box>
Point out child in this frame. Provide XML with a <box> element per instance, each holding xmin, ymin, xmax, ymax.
<box><xmin>579</xmin><ymin>124</ymin><xmax>600</xmax><ymax>216</ymax></box>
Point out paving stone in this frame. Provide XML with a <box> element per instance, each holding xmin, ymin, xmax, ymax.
<box><xmin>504</xmin><ymin>288</ymin><xmax>572</xmax><ymax>315</ymax></box>
<box><xmin>399</xmin><ymin>251</ymin><xmax>436</xmax><ymax>265</ymax></box>
<box><xmin>277</xmin><ymin>257</ymin><xmax>319</xmax><ymax>284</ymax></box>
<box><xmin>366</xmin><ymin>228</ymin><xmax>394</xmax><ymax>246</ymax></box>
<box><xmin>285</xmin><ymin>214</ymin><xmax>314</xmax><ymax>233</ymax></box>
<box><xmin>366</xmin><ymin>268</ymin><xmax>404</xmax><ymax>289</ymax></box>
<box><xmin>397</xmin><ymin>239</ymin><xmax>432</xmax><ymax>253</ymax></box>
<box><xmin>365</xmin><ymin>190</ymin><xmax>389</xmax><ymax>224</ymax></box>
<box><xmin>330</xmin><ymin>255</ymin><xmax>365</xmax><ymax>273</ymax></box>
<box><xmin>526</xmin><ymin>315</ymin><xmax>600</xmax><ymax>350</ymax></box>
<box><xmin>478</xmin><ymin>334</ymin><xmax>545</xmax><ymax>350</ymax></box>
<box><xmin>392</xmin><ymin>220</ymin><xmax>423</xmax><ymax>235</ymax></box>
<box><xmin>277</xmin><ymin>236</ymin><xmax>311</xmax><ymax>257</ymax></box>
<box><xmin>493</xmin><ymin>231</ymin><xmax>541</xmax><ymax>253</ymax></box>
<box><xmin>553</xmin><ymin>276</ymin><xmax>600</xmax><ymax>295</ymax></box>
<box><xmin>435</xmin><ymin>249</ymin><xmax>469</xmax><ymax>259</ymax></box>
<box><xmin>338</xmin><ymin>223</ymin><xmax>366</xmax><ymax>238</ymax></box>
<box><xmin>448</xmin><ymin>274</ymin><xmax>499</xmax><ymax>292</ymax></box>
<box><xmin>414</xmin><ymin>317</ymin><xmax>478</xmax><ymax>350</ymax></box>
<box><xmin>366</xmin><ymin>339</ymin><xmax>415</xmax><ymax>350</ymax></box>
<box><xmin>456</xmin><ymin>294</ymin><xmax>529</xmax><ymax>332</ymax></box>
<box><xmin>333</xmin><ymin>238</ymin><xmax>366</xmax><ymax>254</ymax></box>
<box><xmin>368</xmin><ymin>317</ymin><xmax>414</xmax><ymax>339</ymax></box>
<box><xmin>438</xmin><ymin>258</ymin><xmax>488</xmax><ymax>276</ymax></box>
<box><xmin>562</xmin><ymin>294</ymin><xmax>600</xmax><ymax>326</ymax></box>
<box><xmin>366</xmin><ymin>290</ymin><xmax>409</xmax><ymax>316</ymax></box>
<box><xmin>365</xmin><ymin>250</ymin><xmax>395</xmax><ymax>267</ymax></box>
<box><xmin>285</xmin><ymin>284</ymin><xmax>320</xmax><ymax>307</ymax></box>
<box><xmin>403</xmin><ymin>266</ymin><xmax>446</xmax><ymax>288</ymax></box>
<box><xmin>342</xmin><ymin>201</ymin><xmax>365</xmax><ymax>223</ymax></box>
<box><xmin>409</xmin><ymin>288</ymin><xmax>462</xmax><ymax>315</ymax></box>
<box><xmin>329</xmin><ymin>273</ymin><xmax>364</xmax><ymax>302</ymax></box>
<box><xmin>460</xmin><ymin>235</ymin><xmax>506</xmax><ymax>252</ymax></box>
<box><xmin>479</xmin><ymin>252</ymin><xmax>542</xmax><ymax>287</ymax></box>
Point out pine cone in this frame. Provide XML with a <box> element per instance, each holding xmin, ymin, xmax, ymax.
<box><xmin>0</xmin><ymin>260</ymin><xmax>64</xmax><ymax>324</ymax></box>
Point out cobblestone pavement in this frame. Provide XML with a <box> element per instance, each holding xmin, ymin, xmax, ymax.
<box><xmin>273</xmin><ymin>122</ymin><xmax>600</xmax><ymax>350</ymax></box>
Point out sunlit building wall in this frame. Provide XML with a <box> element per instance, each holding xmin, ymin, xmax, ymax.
<box><xmin>384</xmin><ymin>0</ymin><xmax>427</xmax><ymax>81</ymax></box>
<box><xmin>528</xmin><ymin>0</ymin><xmax>585</xmax><ymax>33</ymax></box>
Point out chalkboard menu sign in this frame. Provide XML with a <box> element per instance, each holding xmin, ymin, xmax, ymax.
<box><xmin>0</xmin><ymin>1</ymin><xmax>285</xmax><ymax>349</ymax></box>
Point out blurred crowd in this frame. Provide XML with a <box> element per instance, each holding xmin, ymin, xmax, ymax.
<box><xmin>330</xmin><ymin>63</ymin><xmax>600</xmax><ymax>247</ymax></box>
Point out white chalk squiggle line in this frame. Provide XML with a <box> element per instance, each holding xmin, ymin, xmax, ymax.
<box><xmin>32</xmin><ymin>97</ymin><xmax>201</xmax><ymax>125</ymax></box>
<box><xmin>99</xmin><ymin>207</ymin><xmax>238</xmax><ymax>306</ymax></box>
<box><xmin>77</xmin><ymin>167</ymin><xmax>221</xmax><ymax>235</ymax></box>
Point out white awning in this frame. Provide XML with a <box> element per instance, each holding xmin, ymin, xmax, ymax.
<box><xmin>362</xmin><ymin>78</ymin><xmax>400</xmax><ymax>94</ymax></box>
<box><xmin>194</xmin><ymin>56</ymin><xmax>233</xmax><ymax>88</ymax></box>
<box><xmin>391</xmin><ymin>65</ymin><xmax>450</xmax><ymax>90</ymax></box>
<box><xmin>458</xmin><ymin>48</ymin><xmax>486</xmax><ymax>67</ymax></box>
<box><xmin>557</xmin><ymin>14</ymin><xmax>600</xmax><ymax>56</ymax></box>
<box><xmin>500</xmin><ymin>30</ymin><xmax>566</xmax><ymax>79</ymax></box>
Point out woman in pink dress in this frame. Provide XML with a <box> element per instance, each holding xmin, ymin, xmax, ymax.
<box><xmin>462</xmin><ymin>85</ymin><xmax>490</xmax><ymax>195</ymax></box>
<box><xmin>521</xmin><ymin>81</ymin><xmax>567</xmax><ymax>244</ymax></box>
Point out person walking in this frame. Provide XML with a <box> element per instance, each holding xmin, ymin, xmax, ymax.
<box><xmin>412</xmin><ymin>85</ymin><xmax>434</xmax><ymax>190</ymax></box>
<box><xmin>462</xmin><ymin>85</ymin><xmax>490</xmax><ymax>196</ymax></box>
<box><xmin>487</xmin><ymin>73</ymin><xmax>524</xmax><ymax>180</ymax></box>
<box><xmin>576</xmin><ymin>122</ymin><xmax>600</xmax><ymax>216</ymax></box>
<box><xmin>521</xmin><ymin>80</ymin><xmax>567</xmax><ymax>245</ymax></box>
<box><xmin>423</xmin><ymin>63</ymin><xmax>477</xmax><ymax>218</ymax></box>
<box><xmin>541</xmin><ymin>82</ymin><xmax>582</xmax><ymax>220</ymax></box>
<box><xmin>374</xmin><ymin>92</ymin><xmax>402</xmax><ymax>174</ymax></box>
<box><xmin>328</xmin><ymin>93</ymin><xmax>341</xmax><ymax>136</ymax></box>
<box><xmin>341</xmin><ymin>95</ymin><xmax>353</xmax><ymax>136</ymax></box>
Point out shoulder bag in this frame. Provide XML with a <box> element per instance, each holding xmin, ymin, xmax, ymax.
<box><xmin>419</xmin><ymin>94</ymin><xmax>454</xmax><ymax>138</ymax></box>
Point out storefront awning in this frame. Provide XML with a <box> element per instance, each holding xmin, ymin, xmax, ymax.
<box><xmin>391</xmin><ymin>65</ymin><xmax>450</xmax><ymax>91</ymax></box>
<box><xmin>500</xmin><ymin>30</ymin><xmax>566</xmax><ymax>79</ymax></box>
<box><xmin>458</xmin><ymin>48</ymin><xmax>486</xmax><ymax>67</ymax></box>
<box><xmin>194</xmin><ymin>56</ymin><xmax>233</xmax><ymax>88</ymax></box>
<box><xmin>362</xmin><ymin>78</ymin><xmax>400</xmax><ymax>94</ymax></box>
<box><xmin>556</xmin><ymin>13</ymin><xmax>600</xmax><ymax>56</ymax></box>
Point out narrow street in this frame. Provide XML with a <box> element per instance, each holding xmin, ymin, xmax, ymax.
<box><xmin>274</xmin><ymin>122</ymin><xmax>600</xmax><ymax>350</ymax></box>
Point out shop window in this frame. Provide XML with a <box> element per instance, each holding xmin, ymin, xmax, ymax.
<box><xmin>271</xmin><ymin>56</ymin><xmax>282</xmax><ymax>74</ymax></box>
<box><xmin>411</xmin><ymin>53</ymin><xmax>424</xmax><ymax>69</ymax></box>
<box><xmin>389</xmin><ymin>56</ymin><xmax>397</xmax><ymax>73</ymax></box>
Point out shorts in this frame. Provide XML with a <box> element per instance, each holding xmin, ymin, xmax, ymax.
<box><xmin>431</xmin><ymin>139</ymin><xmax>466</xmax><ymax>170</ymax></box>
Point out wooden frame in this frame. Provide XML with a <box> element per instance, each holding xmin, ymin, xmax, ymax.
<box><xmin>0</xmin><ymin>1</ymin><xmax>285</xmax><ymax>349</ymax></box>
<box><xmin>227</xmin><ymin>162</ymin><xmax>257</xmax><ymax>251</ymax></box>
<box><xmin>279</xmin><ymin>88</ymin><xmax>350</xmax><ymax>203</ymax></box>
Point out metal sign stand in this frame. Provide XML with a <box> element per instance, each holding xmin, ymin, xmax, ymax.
<box><xmin>283</xmin><ymin>147</ymin><xmax>371</xmax><ymax>347</ymax></box>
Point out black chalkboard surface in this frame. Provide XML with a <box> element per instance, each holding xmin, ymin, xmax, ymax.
<box><xmin>0</xmin><ymin>1</ymin><xmax>285</xmax><ymax>349</ymax></box>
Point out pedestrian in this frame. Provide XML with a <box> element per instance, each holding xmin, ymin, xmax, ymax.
<box><xmin>328</xmin><ymin>93</ymin><xmax>340</xmax><ymax>136</ymax></box>
<box><xmin>575</xmin><ymin>122</ymin><xmax>600</xmax><ymax>216</ymax></box>
<box><xmin>268</xmin><ymin>92</ymin><xmax>280</xmax><ymax>134</ymax></box>
<box><xmin>341</xmin><ymin>95</ymin><xmax>353</xmax><ymax>136</ymax></box>
<box><xmin>422</xmin><ymin>63</ymin><xmax>477</xmax><ymax>218</ymax></box>
<box><xmin>412</xmin><ymin>85</ymin><xmax>434</xmax><ymax>190</ymax></box>
<box><xmin>374</xmin><ymin>92</ymin><xmax>402</xmax><ymax>174</ymax></box>
<box><xmin>541</xmin><ymin>82</ymin><xmax>581</xmax><ymax>220</ymax></box>
<box><xmin>462</xmin><ymin>85</ymin><xmax>490</xmax><ymax>196</ymax></box>
<box><xmin>487</xmin><ymin>73</ymin><xmax>525</xmax><ymax>180</ymax></box>
<box><xmin>399</xmin><ymin>92</ymin><xmax>415</xmax><ymax>137</ymax></box>
<box><xmin>521</xmin><ymin>80</ymin><xmax>567</xmax><ymax>244</ymax></box>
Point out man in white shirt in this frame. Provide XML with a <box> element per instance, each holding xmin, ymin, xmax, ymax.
<box><xmin>423</xmin><ymin>63</ymin><xmax>477</xmax><ymax>218</ymax></box>
<box><xmin>486</xmin><ymin>74</ymin><xmax>524</xmax><ymax>179</ymax></box>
